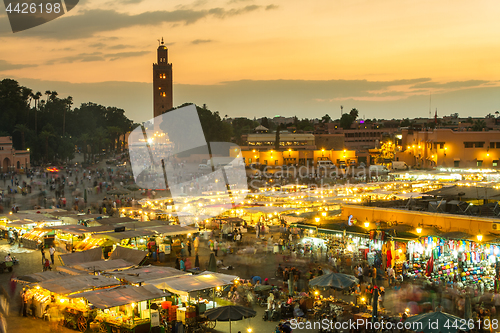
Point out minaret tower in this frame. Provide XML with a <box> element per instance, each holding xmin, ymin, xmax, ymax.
<box><xmin>153</xmin><ymin>38</ymin><xmax>173</xmax><ymax>118</ymax></box>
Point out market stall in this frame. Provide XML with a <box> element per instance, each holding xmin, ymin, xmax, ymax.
<box><xmin>68</xmin><ymin>284</ymin><xmax>170</xmax><ymax>333</ymax></box>
<box><xmin>144</xmin><ymin>271</ymin><xmax>239</xmax><ymax>324</ymax></box>
<box><xmin>24</xmin><ymin>274</ymin><xmax>121</xmax><ymax>331</ymax></box>
<box><xmin>106</xmin><ymin>266</ymin><xmax>189</xmax><ymax>286</ymax></box>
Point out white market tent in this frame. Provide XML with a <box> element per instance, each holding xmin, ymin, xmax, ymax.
<box><xmin>14</xmin><ymin>271</ymin><xmax>73</xmax><ymax>284</ymax></box>
<box><xmin>68</xmin><ymin>285</ymin><xmax>169</xmax><ymax>309</ymax></box>
<box><xmin>241</xmin><ymin>206</ymin><xmax>293</xmax><ymax>214</ymax></box>
<box><xmin>106</xmin><ymin>266</ymin><xmax>189</xmax><ymax>284</ymax></box>
<box><xmin>36</xmin><ymin>275</ymin><xmax>120</xmax><ymax>295</ymax></box>
<box><xmin>72</xmin><ymin>259</ymin><xmax>135</xmax><ymax>273</ymax></box>
<box><xmin>146</xmin><ymin>272</ymin><xmax>235</xmax><ymax>297</ymax></box>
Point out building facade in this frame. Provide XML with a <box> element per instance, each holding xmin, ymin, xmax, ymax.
<box><xmin>243</xmin><ymin>133</ymin><xmax>316</xmax><ymax>150</ymax></box>
<box><xmin>0</xmin><ymin>137</ymin><xmax>30</xmax><ymax>172</ymax></box>
<box><xmin>153</xmin><ymin>39</ymin><xmax>173</xmax><ymax>118</ymax></box>
<box><xmin>396</xmin><ymin>128</ymin><xmax>500</xmax><ymax>169</ymax></box>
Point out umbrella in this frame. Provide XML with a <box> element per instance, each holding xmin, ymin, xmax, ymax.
<box><xmin>107</xmin><ymin>188</ymin><xmax>130</xmax><ymax>195</ymax></box>
<box><xmin>404</xmin><ymin>311</ymin><xmax>471</xmax><ymax>333</ymax></box>
<box><xmin>204</xmin><ymin>305</ymin><xmax>256</xmax><ymax>333</ymax></box>
<box><xmin>207</xmin><ymin>253</ymin><xmax>217</xmax><ymax>272</ymax></box>
<box><xmin>124</xmin><ymin>184</ymin><xmax>141</xmax><ymax>191</ymax></box>
<box><xmin>308</xmin><ymin>273</ymin><xmax>358</xmax><ymax>290</ymax></box>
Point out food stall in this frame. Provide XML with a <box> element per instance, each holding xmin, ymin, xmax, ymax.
<box><xmin>20</xmin><ymin>228</ymin><xmax>49</xmax><ymax>249</ymax></box>
<box><xmin>144</xmin><ymin>271</ymin><xmax>238</xmax><ymax>325</ymax></box>
<box><xmin>68</xmin><ymin>284</ymin><xmax>170</xmax><ymax>333</ymax></box>
<box><xmin>45</xmin><ymin>225</ymin><xmax>114</xmax><ymax>252</ymax></box>
<box><xmin>24</xmin><ymin>274</ymin><xmax>121</xmax><ymax>331</ymax></box>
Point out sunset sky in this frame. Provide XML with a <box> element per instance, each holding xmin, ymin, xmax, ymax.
<box><xmin>1</xmin><ymin>0</ymin><xmax>500</xmax><ymax>123</ymax></box>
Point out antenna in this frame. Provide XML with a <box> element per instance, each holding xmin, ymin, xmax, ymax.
<box><xmin>340</xmin><ymin>105</ymin><xmax>343</xmax><ymax>116</ymax></box>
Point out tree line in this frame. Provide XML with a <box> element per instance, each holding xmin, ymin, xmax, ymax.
<box><xmin>0</xmin><ymin>78</ymin><xmax>135</xmax><ymax>165</ymax></box>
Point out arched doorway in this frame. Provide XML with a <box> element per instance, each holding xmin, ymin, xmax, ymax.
<box><xmin>16</xmin><ymin>161</ymin><xmax>20</xmax><ymax>170</ymax></box>
<box><xmin>2</xmin><ymin>158</ymin><xmax>10</xmax><ymax>172</ymax></box>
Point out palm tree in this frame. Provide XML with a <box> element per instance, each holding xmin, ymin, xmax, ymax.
<box><xmin>472</xmin><ymin>120</ymin><xmax>486</xmax><ymax>131</ymax></box>
<box><xmin>78</xmin><ymin>134</ymin><xmax>90</xmax><ymax>164</ymax></box>
<box><xmin>13</xmin><ymin>124</ymin><xmax>28</xmax><ymax>150</ymax></box>
<box><xmin>33</xmin><ymin>91</ymin><xmax>42</xmax><ymax>134</ymax></box>
<box><xmin>63</xmin><ymin>96</ymin><xmax>72</xmax><ymax>137</ymax></box>
<box><xmin>39</xmin><ymin>130</ymin><xmax>55</xmax><ymax>162</ymax></box>
<box><xmin>107</xmin><ymin>126</ymin><xmax>121</xmax><ymax>152</ymax></box>
<box><xmin>94</xmin><ymin>128</ymin><xmax>107</xmax><ymax>159</ymax></box>
<box><xmin>45</xmin><ymin>90</ymin><xmax>51</xmax><ymax>103</ymax></box>
<box><xmin>49</xmin><ymin>91</ymin><xmax>58</xmax><ymax>102</ymax></box>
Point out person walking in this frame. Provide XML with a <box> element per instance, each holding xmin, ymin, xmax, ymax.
<box><xmin>187</xmin><ymin>239</ymin><xmax>192</xmax><ymax>257</ymax></box>
<box><xmin>41</xmin><ymin>247</ymin><xmax>46</xmax><ymax>265</ymax></box>
<box><xmin>214</xmin><ymin>240</ymin><xmax>219</xmax><ymax>257</ymax></box>
<box><xmin>180</xmin><ymin>258</ymin><xmax>185</xmax><ymax>271</ymax></box>
<box><xmin>194</xmin><ymin>236</ymin><xmax>199</xmax><ymax>255</ymax></box>
<box><xmin>49</xmin><ymin>245</ymin><xmax>55</xmax><ymax>265</ymax></box>
<box><xmin>19</xmin><ymin>288</ymin><xmax>27</xmax><ymax>317</ymax></box>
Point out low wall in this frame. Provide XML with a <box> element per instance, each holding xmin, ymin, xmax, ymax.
<box><xmin>341</xmin><ymin>204</ymin><xmax>499</xmax><ymax>235</ymax></box>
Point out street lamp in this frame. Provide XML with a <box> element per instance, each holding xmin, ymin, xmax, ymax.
<box><xmin>315</xmin><ymin>217</ymin><xmax>320</xmax><ymax>223</ymax></box>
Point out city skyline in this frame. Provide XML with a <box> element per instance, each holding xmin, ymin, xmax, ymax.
<box><xmin>1</xmin><ymin>0</ymin><xmax>500</xmax><ymax>123</ymax></box>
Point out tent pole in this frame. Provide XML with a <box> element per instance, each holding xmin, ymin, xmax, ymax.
<box><xmin>212</xmin><ymin>287</ymin><xmax>215</xmax><ymax>309</ymax></box>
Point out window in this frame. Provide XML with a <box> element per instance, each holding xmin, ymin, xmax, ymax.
<box><xmin>163</xmin><ymin>74</ymin><xmax>166</xmax><ymax>79</ymax></box>
<box><xmin>493</xmin><ymin>160</ymin><xmax>498</xmax><ymax>167</ymax></box>
<box><xmin>162</xmin><ymin>92</ymin><xmax>166</xmax><ymax>97</ymax></box>
<box><xmin>454</xmin><ymin>161</ymin><xmax>460</xmax><ymax>167</ymax></box>
<box><xmin>477</xmin><ymin>160</ymin><xmax>483</xmax><ymax>167</ymax></box>
<box><xmin>491</xmin><ymin>142</ymin><xmax>496</xmax><ymax>149</ymax></box>
<box><xmin>264</xmin><ymin>160</ymin><xmax>268</xmax><ymax>165</ymax></box>
<box><xmin>248</xmin><ymin>158</ymin><xmax>252</xmax><ymax>163</ymax></box>
<box><xmin>275</xmin><ymin>160</ymin><xmax>278</xmax><ymax>165</ymax></box>
<box><xmin>464</xmin><ymin>142</ymin><xmax>485</xmax><ymax>148</ymax></box>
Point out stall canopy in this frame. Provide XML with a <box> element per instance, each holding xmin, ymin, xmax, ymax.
<box><xmin>59</xmin><ymin>247</ymin><xmax>103</xmax><ymax>266</ymax></box>
<box><xmin>425</xmin><ymin>185</ymin><xmax>500</xmax><ymax>200</ymax></box>
<box><xmin>36</xmin><ymin>275</ymin><xmax>120</xmax><ymax>295</ymax></box>
<box><xmin>147</xmin><ymin>225</ymin><xmax>198</xmax><ymax>236</ymax></box>
<box><xmin>14</xmin><ymin>271</ymin><xmax>72</xmax><ymax>284</ymax></box>
<box><xmin>72</xmin><ymin>259</ymin><xmax>135</xmax><ymax>273</ymax></box>
<box><xmin>44</xmin><ymin>225</ymin><xmax>116</xmax><ymax>235</ymax></box>
<box><xmin>241</xmin><ymin>207</ymin><xmax>293</xmax><ymax>214</ymax></box>
<box><xmin>7</xmin><ymin>213</ymin><xmax>57</xmax><ymax>222</ymax></box>
<box><xmin>106</xmin><ymin>266</ymin><xmax>189</xmax><ymax>284</ymax></box>
<box><xmin>94</xmin><ymin>217</ymin><xmax>137</xmax><ymax>225</ymax></box>
<box><xmin>68</xmin><ymin>285</ymin><xmax>170</xmax><ymax>309</ymax></box>
<box><xmin>94</xmin><ymin>229</ymin><xmax>154</xmax><ymax>242</ymax></box>
<box><xmin>198</xmin><ymin>271</ymin><xmax>239</xmax><ymax>285</ymax></box>
<box><xmin>147</xmin><ymin>273</ymin><xmax>234</xmax><ymax>296</ymax></box>
<box><xmin>109</xmin><ymin>246</ymin><xmax>148</xmax><ymax>265</ymax></box>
